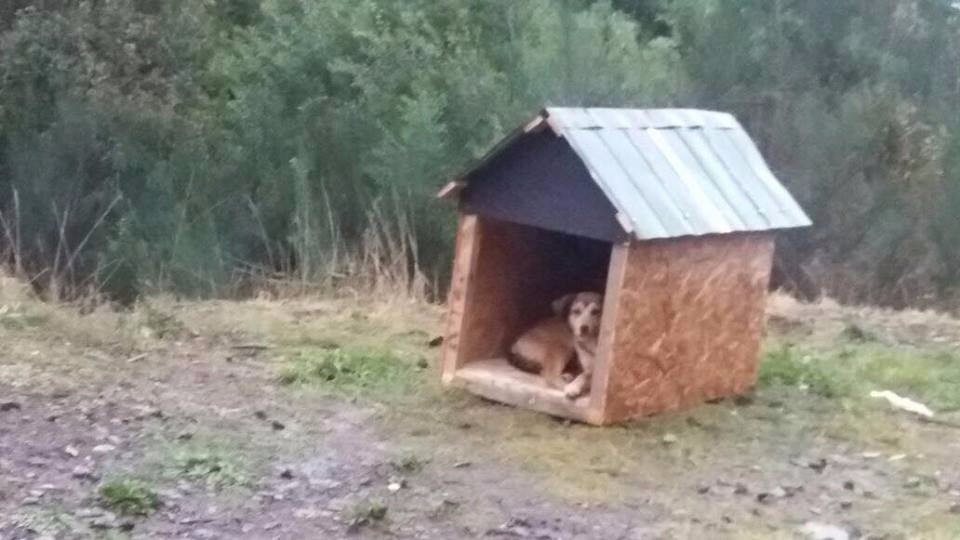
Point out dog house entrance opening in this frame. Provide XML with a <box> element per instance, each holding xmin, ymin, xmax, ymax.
<box><xmin>450</xmin><ymin>217</ymin><xmax>611</xmax><ymax>417</ymax></box>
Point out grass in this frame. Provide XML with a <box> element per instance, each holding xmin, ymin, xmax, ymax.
<box><xmin>10</xmin><ymin>507</ymin><xmax>84</xmax><ymax>537</ymax></box>
<box><xmin>390</xmin><ymin>453</ymin><xmax>427</xmax><ymax>474</ymax></box>
<box><xmin>173</xmin><ymin>447</ymin><xmax>247</xmax><ymax>488</ymax></box>
<box><xmin>347</xmin><ymin>500</ymin><xmax>389</xmax><ymax>532</ymax></box>
<box><xmin>278</xmin><ymin>346</ymin><xmax>426</xmax><ymax>398</ymax></box>
<box><xmin>757</xmin><ymin>342</ymin><xmax>848</xmax><ymax>398</ymax></box>
<box><xmin>759</xmin><ymin>339</ymin><xmax>960</xmax><ymax>411</ymax></box>
<box><xmin>97</xmin><ymin>478</ymin><xmax>161</xmax><ymax>516</ymax></box>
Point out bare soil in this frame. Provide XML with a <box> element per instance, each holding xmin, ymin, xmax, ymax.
<box><xmin>1</xmin><ymin>292</ymin><xmax>959</xmax><ymax>539</ymax></box>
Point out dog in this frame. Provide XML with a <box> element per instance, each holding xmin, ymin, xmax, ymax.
<box><xmin>508</xmin><ymin>292</ymin><xmax>603</xmax><ymax>399</ymax></box>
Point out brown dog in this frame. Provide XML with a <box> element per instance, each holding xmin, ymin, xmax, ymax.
<box><xmin>508</xmin><ymin>292</ymin><xmax>603</xmax><ymax>398</ymax></box>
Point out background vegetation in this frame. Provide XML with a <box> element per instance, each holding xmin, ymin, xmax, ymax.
<box><xmin>1</xmin><ymin>0</ymin><xmax>959</xmax><ymax>309</ymax></box>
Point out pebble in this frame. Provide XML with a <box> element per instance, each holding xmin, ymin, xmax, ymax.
<box><xmin>800</xmin><ymin>521</ymin><xmax>849</xmax><ymax>540</ymax></box>
<box><xmin>64</xmin><ymin>445</ymin><xmax>80</xmax><ymax>457</ymax></box>
<box><xmin>662</xmin><ymin>433</ymin><xmax>678</xmax><ymax>444</ymax></box>
<box><xmin>92</xmin><ymin>444</ymin><xmax>116</xmax><ymax>454</ymax></box>
<box><xmin>72</xmin><ymin>465</ymin><xmax>96</xmax><ymax>479</ymax></box>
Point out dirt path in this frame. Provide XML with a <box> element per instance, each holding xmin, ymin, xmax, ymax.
<box><xmin>1</xmin><ymin>294</ymin><xmax>959</xmax><ymax>539</ymax></box>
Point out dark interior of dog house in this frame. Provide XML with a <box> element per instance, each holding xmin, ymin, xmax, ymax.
<box><xmin>459</xmin><ymin>216</ymin><xmax>609</xmax><ymax>370</ymax></box>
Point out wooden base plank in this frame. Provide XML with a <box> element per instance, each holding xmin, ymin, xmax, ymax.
<box><xmin>447</xmin><ymin>358</ymin><xmax>599</xmax><ymax>424</ymax></box>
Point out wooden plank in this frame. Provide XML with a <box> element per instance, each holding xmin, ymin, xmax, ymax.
<box><xmin>436</xmin><ymin>180</ymin><xmax>466</xmax><ymax>200</ymax></box>
<box><xmin>441</xmin><ymin>214</ymin><xmax>481</xmax><ymax>381</ymax></box>
<box><xmin>451</xmin><ymin>358</ymin><xmax>593</xmax><ymax>423</ymax></box>
<box><xmin>588</xmin><ymin>242</ymin><xmax>630</xmax><ymax>418</ymax></box>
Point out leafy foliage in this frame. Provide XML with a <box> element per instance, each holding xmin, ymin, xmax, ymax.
<box><xmin>1</xmin><ymin>1</ymin><xmax>959</xmax><ymax>309</ymax></box>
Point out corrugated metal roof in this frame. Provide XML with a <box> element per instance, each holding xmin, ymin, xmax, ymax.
<box><xmin>543</xmin><ymin>107</ymin><xmax>811</xmax><ymax>240</ymax></box>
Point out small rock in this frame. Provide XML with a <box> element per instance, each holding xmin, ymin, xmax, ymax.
<box><xmin>799</xmin><ymin>521</ymin><xmax>849</xmax><ymax>540</ymax></box>
<box><xmin>0</xmin><ymin>401</ymin><xmax>22</xmax><ymax>412</ymax></box>
<box><xmin>254</xmin><ymin>411</ymin><xmax>268</xmax><ymax>420</ymax></box>
<box><xmin>696</xmin><ymin>484</ymin><xmax>711</xmax><ymax>494</ymax></box>
<box><xmin>75</xmin><ymin>508</ymin><xmax>105</xmax><ymax>518</ymax></box>
<box><xmin>453</xmin><ymin>461</ymin><xmax>472</xmax><ymax>469</ymax></box>
<box><xmin>90</xmin><ymin>513</ymin><xmax>118</xmax><ymax>530</ymax></box>
<box><xmin>808</xmin><ymin>458</ymin><xmax>828</xmax><ymax>473</ymax></box>
<box><xmin>176</xmin><ymin>431</ymin><xmax>194</xmax><ymax>441</ymax></box>
<box><xmin>662</xmin><ymin>433</ymin><xmax>678</xmax><ymax>444</ymax></box>
<box><xmin>388</xmin><ymin>482</ymin><xmax>402</xmax><ymax>493</ymax></box>
<box><xmin>64</xmin><ymin>445</ymin><xmax>80</xmax><ymax>457</ymax></box>
<box><xmin>263</xmin><ymin>521</ymin><xmax>281</xmax><ymax>531</ymax></box>
<box><xmin>888</xmin><ymin>454</ymin><xmax>907</xmax><ymax>462</ymax></box>
<box><xmin>22</xmin><ymin>496</ymin><xmax>41</xmax><ymax>505</ymax></box>
<box><xmin>427</xmin><ymin>336</ymin><xmax>444</xmax><ymax>347</ymax></box>
<box><xmin>839</xmin><ymin>501</ymin><xmax>853</xmax><ymax>510</ymax></box>
<box><xmin>271</xmin><ymin>420</ymin><xmax>285</xmax><ymax>431</ymax></box>
<box><xmin>842</xmin><ymin>480</ymin><xmax>855</xmax><ymax>491</ymax></box>
<box><xmin>279</xmin><ymin>468</ymin><xmax>295</xmax><ymax>480</ymax></box>
<box><xmin>904</xmin><ymin>477</ymin><xmax>922</xmax><ymax>489</ymax></box>
<box><xmin>92</xmin><ymin>444</ymin><xmax>116</xmax><ymax>454</ymax></box>
<box><xmin>734</xmin><ymin>483</ymin><xmax>750</xmax><ymax>495</ymax></box>
<box><xmin>861</xmin><ymin>451</ymin><xmax>881</xmax><ymax>459</ymax></box>
<box><xmin>72</xmin><ymin>465</ymin><xmax>96</xmax><ymax>479</ymax></box>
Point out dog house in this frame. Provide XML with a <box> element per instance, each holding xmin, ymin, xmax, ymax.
<box><xmin>437</xmin><ymin>107</ymin><xmax>811</xmax><ymax>425</ymax></box>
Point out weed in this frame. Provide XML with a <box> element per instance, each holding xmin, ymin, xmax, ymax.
<box><xmin>0</xmin><ymin>303</ymin><xmax>47</xmax><ymax>330</ymax></box>
<box><xmin>758</xmin><ymin>344</ymin><xmax>846</xmax><ymax>398</ymax></box>
<box><xmin>840</xmin><ymin>322</ymin><xmax>878</xmax><ymax>343</ymax></box>
<box><xmin>97</xmin><ymin>478</ymin><xmax>161</xmax><ymax>516</ymax></box>
<box><xmin>347</xmin><ymin>500</ymin><xmax>388</xmax><ymax>532</ymax></box>
<box><xmin>137</xmin><ymin>302</ymin><xmax>187</xmax><ymax>339</ymax></box>
<box><xmin>174</xmin><ymin>449</ymin><xmax>246</xmax><ymax>488</ymax></box>
<box><xmin>10</xmin><ymin>508</ymin><xmax>83</xmax><ymax>536</ymax></box>
<box><xmin>278</xmin><ymin>347</ymin><xmax>419</xmax><ymax>396</ymax></box>
<box><xmin>428</xmin><ymin>499</ymin><xmax>461</xmax><ymax>520</ymax></box>
<box><xmin>390</xmin><ymin>453</ymin><xmax>427</xmax><ymax>474</ymax></box>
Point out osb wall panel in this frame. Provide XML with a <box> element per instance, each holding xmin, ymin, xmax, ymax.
<box><xmin>444</xmin><ymin>217</ymin><xmax>547</xmax><ymax>374</ymax></box>
<box><xmin>601</xmin><ymin>232</ymin><xmax>774</xmax><ymax>423</ymax></box>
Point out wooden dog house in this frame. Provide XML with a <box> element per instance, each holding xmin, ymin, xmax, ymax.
<box><xmin>437</xmin><ymin>107</ymin><xmax>811</xmax><ymax>425</ymax></box>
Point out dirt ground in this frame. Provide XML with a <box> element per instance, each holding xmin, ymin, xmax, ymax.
<box><xmin>1</xmin><ymin>285</ymin><xmax>960</xmax><ymax>539</ymax></box>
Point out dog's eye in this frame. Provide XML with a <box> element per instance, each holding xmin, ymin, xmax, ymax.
<box><xmin>590</xmin><ymin>307</ymin><xmax>601</xmax><ymax>316</ymax></box>
<box><xmin>571</xmin><ymin>308</ymin><xmax>582</xmax><ymax>316</ymax></box>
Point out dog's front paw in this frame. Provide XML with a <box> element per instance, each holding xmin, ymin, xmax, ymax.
<box><xmin>564</xmin><ymin>380</ymin><xmax>584</xmax><ymax>399</ymax></box>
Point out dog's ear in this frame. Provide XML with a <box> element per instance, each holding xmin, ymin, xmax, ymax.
<box><xmin>551</xmin><ymin>294</ymin><xmax>576</xmax><ymax>316</ymax></box>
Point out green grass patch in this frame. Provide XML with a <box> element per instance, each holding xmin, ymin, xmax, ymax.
<box><xmin>97</xmin><ymin>477</ymin><xmax>161</xmax><ymax>516</ymax></box>
<box><xmin>758</xmin><ymin>343</ymin><xmax>847</xmax><ymax>398</ymax></box>
<box><xmin>173</xmin><ymin>448</ymin><xmax>247</xmax><ymax>488</ymax></box>
<box><xmin>759</xmin><ymin>340</ymin><xmax>960</xmax><ymax>410</ymax></box>
<box><xmin>347</xmin><ymin>500</ymin><xmax>388</xmax><ymax>532</ymax></box>
<box><xmin>278</xmin><ymin>346</ymin><xmax>425</xmax><ymax>397</ymax></box>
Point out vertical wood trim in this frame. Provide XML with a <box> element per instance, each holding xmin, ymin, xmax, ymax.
<box><xmin>441</xmin><ymin>214</ymin><xmax>481</xmax><ymax>382</ymax></box>
<box><xmin>587</xmin><ymin>241</ymin><xmax>630</xmax><ymax>422</ymax></box>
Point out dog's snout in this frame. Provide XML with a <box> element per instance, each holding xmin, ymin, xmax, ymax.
<box><xmin>579</xmin><ymin>325</ymin><xmax>589</xmax><ymax>335</ymax></box>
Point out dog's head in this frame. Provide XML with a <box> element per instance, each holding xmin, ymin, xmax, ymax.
<box><xmin>552</xmin><ymin>292</ymin><xmax>603</xmax><ymax>340</ymax></box>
